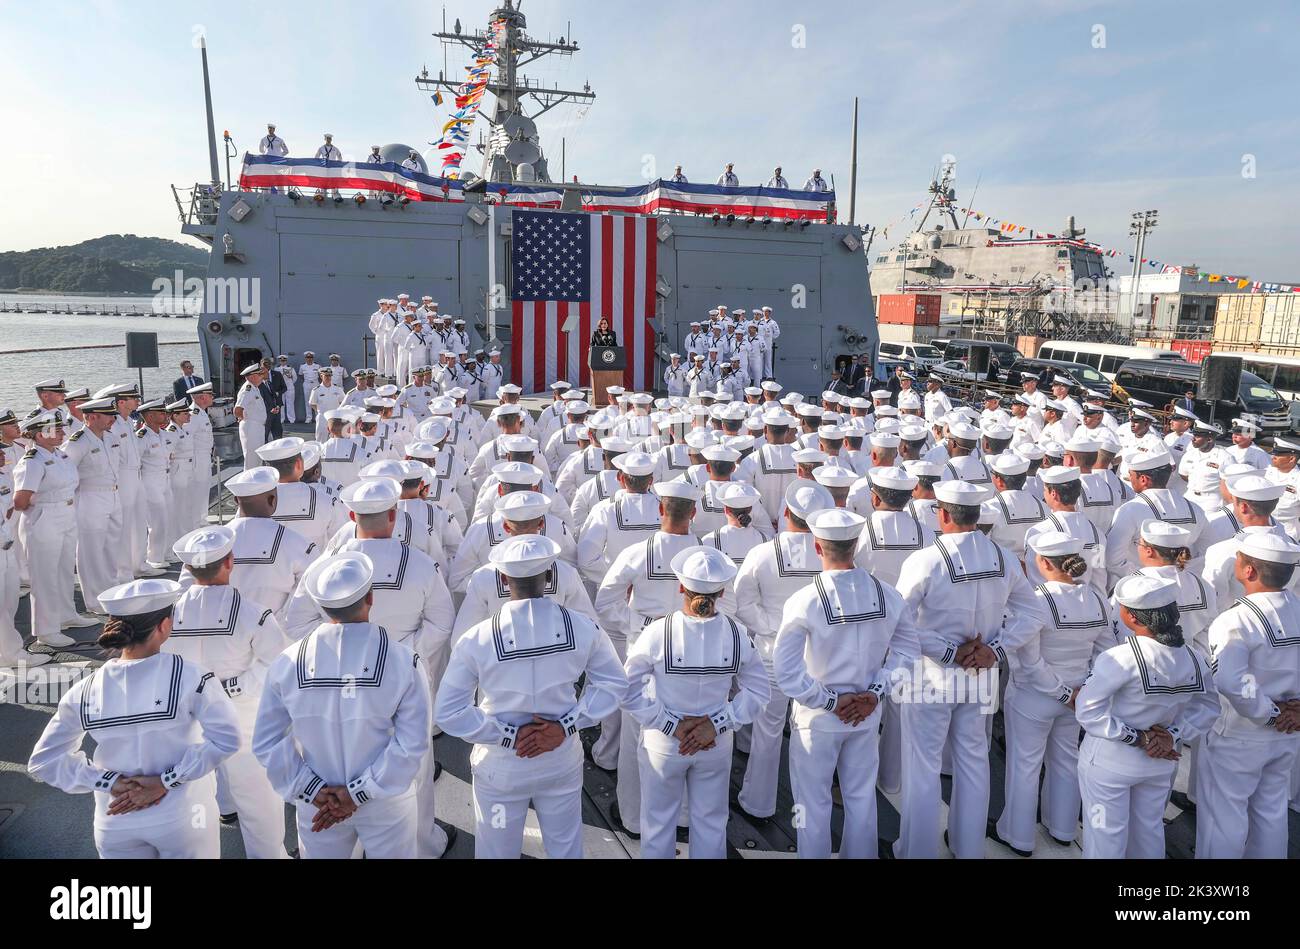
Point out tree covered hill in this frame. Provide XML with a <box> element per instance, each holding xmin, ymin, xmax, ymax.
<box><xmin>0</xmin><ymin>235</ymin><xmax>210</xmax><ymax>293</ymax></box>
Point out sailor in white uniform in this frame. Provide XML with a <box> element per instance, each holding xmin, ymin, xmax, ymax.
<box><xmin>983</xmin><ymin>452</ymin><xmax>1046</xmax><ymax>560</ymax></box>
<box><xmin>256</xmin><ymin>437</ymin><xmax>348</xmax><ymax>560</ymax></box>
<box><xmin>993</xmin><ymin>532</ymin><xmax>1114</xmax><ymax>856</ymax></box>
<box><xmin>1023</xmin><ymin>466</ymin><xmax>1107</xmax><ymax>596</ymax></box>
<box><xmin>1075</xmin><ymin>574</ymin><xmax>1219</xmax><ymax>859</ymax></box>
<box><xmin>0</xmin><ymin>409</ymin><xmax>45</xmax><ymax>667</ymax></box>
<box><xmin>576</xmin><ymin>450</ymin><xmax>662</xmax><ymax>585</ymax></box>
<box><xmin>698</xmin><ymin>482</ymin><xmax>770</xmax><ymax>617</ymax></box>
<box><xmin>450</xmin><ymin>489</ymin><xmax>575</xmax><ymax>592</ymax></box>
<box><xmin>61</xmin><ymin>398</ymin><xmax>123</xmax><ymax>614</ymax></box>
<box><xmin>893</xmin><ymin>480</ymin><xmax>1044</xmax><ymax>859</ymax></box>
<box><xmin>716</xmin><ymin>163</ymin><xmax>739</xmax><ymax>187</ymax></box>
<box><xmin>169</xmin><ymin>527</ymin><xmax>291</xmax><ymax>859</ymax></box>
<box><xmin>936</xmin><ymin>422</ymin><xmax>992</xmax><ymax>486</ymax></box>
<box><xmin>437</xmin><ymin>535</ymin><xmax>626</xmax><ymax>859</ymax></box>
<box><xmin>1226</xmin><ymin>419</ymin><xmax>1270</xmax><ymax>469</ymax></box>
<box><xmin>776</xmin><ymin>508</ymin><xmax>921</xmax><ymax>858</ymax></box>
<box><xmin>259</xmin><ymin>124</ymin><xmax>288</xmax><ymax>157</ymax></box>
<box><xmin>803</xmin><ymin>169</ymin><xmax>829</xmax><ymax>192</ymax></box>
<box><xmin>735</xmin><ymin>411</ymin><xmax>799</xmax><ymax>530</ymax></box>
<box><xmin>1201</xmin><ymin>470</ymin><xmax>1284</xmax><ymax>556</ymax></box>
<box><xmin>732</xmin><ymin>481</ymin><xmax>836</xmax><ymax>820</ymax></box>
<box><xmin>136</xmin><ymin>398</ymin><xmax>178</xmax><ymax>570</ymax></box>
<box><xmin>183</xmin><ymin>383</ymin><xmax>216</xmax><ymax>529</ymax></box>
<box><xmin>1266</xmin><ymin>436</ymin><xmax>1300</xmax><ymax>540</ymax></box>
<box><xmin>1197</xmin><ymin>532</ymin><xmax>1300</xmax><ymax>859</ymax></box>
<box><xmin>1105</xmin><ymin>449</ymin><xmax>1206</xmax><ymax>588</ymax></box>
<box><xmin>28</xmin><ymin>578</ymin><xmax>239</xmax><ymax>859</ymax></box>
<box><xmin>234</xmin><ymin>363</ymin><xmax>269</xmax><ymax>470</ymax></box>
<box><xmin>765</xmin><ymin>167</ymin><xmax>789</xmax><ymax>189</ymax></box>
<box><xmin>594</xmin><ymin>480</ymin><xmax>703</xmax><ymax>834</ymax></box>
<box><xmin>626</xmin><ymin>546</ymin><xmax>768</xmax><ymax>859</ymax></box>
<box><xmin>214</xmin><ymin>467</ymin><xmax>316</xmax><ymax>614</ymax></box>
<box><xmin>253</xmin><ymin>553</ymin><xmax>432</xmax><ymax>859</ymax></box>
<box><xmin>663</xmin><ymin>354</ymin><xmax>689</xmax><ymax>398</ymax></box>
<box><xmin>12</xmin><ymin>411</ymin><xmax>86</xmax><ymax>646</ymax></box>
<box><xmin>454</xmin><ymin>534</ymin><xmax>597</xmax><ymax>642</ymax></box>
<box><xmin>100</xmin><ymin>383</ymin><xmax>149</xmax><ymax>578</ymax></box>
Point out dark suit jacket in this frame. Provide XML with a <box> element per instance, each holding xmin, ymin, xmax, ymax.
<box><xmin>846</xmin><ymin>363</ymin><xmax>871</xmax><ymax>393</ymax></box>
<box><xmin>173</xmin><ymin>375</ymin><xmax>204</xmax><ymax>401</ymax></box>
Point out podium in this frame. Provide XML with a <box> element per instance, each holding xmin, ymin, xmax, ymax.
<box><xmin>588</xmin><ymin>344</ymin><xmax>626</xmax><ymax>407</ymax></box>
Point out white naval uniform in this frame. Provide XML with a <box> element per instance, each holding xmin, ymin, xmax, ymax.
<box><xmin>1199</xmin><ymin>525</ymin><xmax>1289</xmax><ymax>623</ymax></box>
<box><xmin>299</xmin><ymin>363</ymin><xmax>323</xmax><ymax>418</ymax></box>
<box><xmin>236</xmin><ymin>381</ymin><xmax>268</xmax><ymax>470</ymax></box>
<box><xmin>556</xmin><ymin>445</ymin><xmax>603</xmax><ymax>503</ymax></box>
<box><xmin>277</xmin><ymin>365</ymin><xmax>299</xmax><ymax>423</ymax></box>
<box><xmin>316</xmin><ymin>435</ymin><xmax>363</xmax><ymax>487</ymax></box>
<box><xmin>259</xmin><ymin>134</ymin><xmax>288</xmax><ymax>157</ymax></box>
<box><xmin>577</xmin><ymin>490</ymin><xmax>662</xmax><ymax>587</ymax></box>
<box><xmin>893</xmin><ymin>530</ymin><xmax>1044</xmax><ymax>859</ymax></box>
<box><xmin>253</xmin><ymin>623</ymin><xmax>431</xmax><ymax>859</ymax></box>
<box><xmin>939</xmin><ymin>453</ymin><xmax>993</xmax><ymax>487</ymax></box>
<box><xmin>1197</xmin><ymin>591</ymin><xmax>1300</xmax><ymax>858</ymax></box>
<box><xmin>736</xmin><ymin>442</ymin><xmax>797</xmax><ymax>531</ymax></box>
<box><xmin>309</xmin><ymin>383</ymin><xmax>346</xmax><ymax>442</ymax></box>
<box><xmin>0</xmin><ymin>462</ymin><xmax>23</xmax><ymax>663</ymax></box>
<box><xmin>996</xmin><ymin>581</ymin><xmax>1114</xmax><ymax>852</ymax></box>
<box><xmin>28</xmin><ymin>653</ymin><xmax>239</xmax><ymax>859</ymax></box>
<box><xmin>653</xmin><ymin>443</ymin><xmax>694</xmax><ymax>486</ymax></box>
<box><xmin>758</xmin><ymin>318</ymin><xmax>780</xmax><ymax>378</ymax></box>
<box><xmin>1075</xmin><ymin>635</ymin><xmax>1218</xmax><ymax>859</ymax></box>
<box><xmin>1266</xmin><ymin>465</ymin><xmax>1300</xmax><ymax>539</ymax></box>
<box><xmin>985</xmin><ymin>488</ymin><xmax>1046</xmax><ymax>560</ymax></box>
<box><xmin>1024</xmin><ymin>511</ymin><xmax>1108</xmax><ymax>597</ymax></box>
<box><xmin>924</xmin><ymin>390</ymin><xmax>954</xmax><ymax>425</ymax></box>
<box><xmin>269</xmin><ymin>481</ymin><xmax>347</xmax><ymax>561</ymax></box>
<box><xmin>62</xmin><ymin>428</ymin><xmax>123</xmax><ymax>613</ymax></box>
<box><xmin>166</xmin><ymin>422</ymin><xmax>199</xmax><ymax>545</ymax></box>
<box><xmin>570</xmin><ymin>469</ymin><xmax>620</xmax><ymax>532</ymax></box>
<box><xmin>1078</xmin><ymin>470</ymin><xmax>1125</xmax><ymax>536</ymax></box>
<box><xmin>594</xmin><ymin>531</ymin><xmax>701</xmax><ymax>830</ymax></box>
<box><xmin>664</xmin><ymin>363</ymin><xmax>689</xmax><ymax>397</ymax></box>
<box><xmin>138</xmin><ymin>425</ymin><xmax>176</xmax><ymax>566</ymax></box>
<box><xmin>699</xmin><ymin>522</ymin><xmax>770</xmax><ymax>617</ymax></box>
<box><xmin>110</xmin><ymin>414</ymin><xmax>147</xmax><ymax>574</ymax></box>
<box><xmin>1105</xmin><ymin>488</ymin><xmax>1207</xmax><ymax>588</ymax></box>
<box><xmin>214</xmin><ymin>516</ymin><xmax>315</xmax><ymax>615</ymax></box>
<box><xmin>766</xmin><ymin>175</ymin><xmax>789</xmax><ymax>189</ymax></box>
<box><xmin>775</xmin><ymin>570</ymin><xmax>922</xmax><ymax>858</ymax></box>
<box><xmin>14</xmin><ymin>445</ymin><xmax>79</xmax><ymax>640</ymax></box>
<box><xmin>732</xmin><ymin>532</ymin><xmax>821</xmax><ymax>818</ymax></box>
<box><xmin>368</xmin><ymin>311</ymin><xmax>391</xmax><ymax>375</ymax></box>
<box><xmin>184</xmin><ymin>405</ymin><xmax>216</xmax><ymax>529</ymax></box>
<box><xmin>448</xmin><ymin>513</ymin><xmax>575</xmax><ymax>593</ymax></box>
<box><xmin>1226</xmin><ymin>442</ymin><xmax>1270</xmax><ymax>470</ymax></box>
<box><xmin>453</xmin><ymin>559</ymin><xmax>597</xmax><ymax>643</ymax></box>
<box><xmin>626</xmin><ymin>611</ymin><xmax>768</xmax><ymax>859</ymax></box>
<box><xmin>436</xmin><ymin>599</ymin><xmax>626</xmax><ymax>859</ymax></box>
<box><xmin>167</xmin><ymin>584</ymin><xmax>291</xmax><ymax>859</ymax></box>
<box><xmin>470</xmin><ymin>473</ymin><xmax>571</xmax><ymax>529</ymax></box>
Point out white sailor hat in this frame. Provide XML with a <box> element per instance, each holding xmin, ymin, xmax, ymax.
<box><xmin>99</xmin><ymin>578</ymin><xmax>183</xmax><ymax>617</ymax></box>
<box><xmin>607</xmin><ymin>386</ymin><xmax>626</xmax><ymax>396</ymax></box>
<box><xmin>359</xmin><ymin>459</ymin><xmax>411</xmax><ymax>482</ymax></box>
<box><xmin>670</xmin><ymin>546</ymin><xmax>738</xmax><ymax>594</ymax></box>
<box><xmin>1228</xmin><ymin>474</ymin><xmax>1285</xmax><ymax>502</ymax></box>
<box><xmin>80</xmin><ymin>398</ymin><xmax>118</xmax><ymax>415</ymax></box>
<box><xmin>370</xmin><ymin>398</ymin><xmax>398</xmax><ymax>411</ymax></box>
<box><xmin>821</xmin><ymin>391</ymin><xmax>844</xmax><ymax>405</ymax></box>
<box><xmin>340</xmin><ymin>477</ymin><xmax>401</xmax><ymax>514</ymax></box>
<box><xmin>870</xmin><ymin>390</ymin><xmax>892</xmax><ymax>400</ymax></box>
<box><xmin>1040</xmin><ymin>441</ymin><xmax>1065</xmax><ymax>458</ymax></box>
<box><xmin>869</xmin><ymin>465</ymin><xmax>917</xmax><ymax>491</ymax></box>
<box><xmin>240</xmin><ymin>364</ymin><xmax>262</xmax><ymax>377</ymax></box>
<box><xmin>1113</xmin><ymin>573</ymin><xmax>1179</xmax><ymax>610</ymax></box>
<box><xmin>847</xmin><ymin>397</ymin><xmax>870</xmax><ymax>410</ymax></box>
<box><xmin>322</xmin><ymin>409</ymin><xmax>350</xmax><ymax>425</ymax></box>
<box><xmin>783</xmin><ymin>393</ymin><xmax>806</xmax><ymax>405</ymax></box>
<box><xmin>186</xmin><ymin>382</ymin><xmax>213</xmax><ymax>396</ymax></box>
<box><xmin>795</xmin><ymin>404</ymin><xmax>825</xmax><ymax>418</ymax></box>
<box><xmin>718</xmin><ymin>362</ymin><xmax>732</xmax><ymax>370</ymax></box>
<box><xmin>613</xmin><ymin>451</ymin><xmax>657</xmax><ymax>476</ymax></box>
<box><xmin>1095</xmin><ymin>431</ymin><xmax>1123</xmax><ymax>453</ymax></box>
<box><xmin>501</xmin><ymin>435</ymin><xmax>539</xmax><ymax>454</ymax></box>
<box><xmin>807</xmin><ymin>508</ymin><xmax>867</xmax><ymax>542</ymax></box>
<box><xmin>691</xmin><ymin>320</ymin><xmax>703</xmax><ymax>326</ymax></box>
<box><xmin>685</xmin><ymin>430</ymin><xmax>717</xmax><ymax>451</ymax></box>
<box><xmin>743</xmin><ymin>386</ymin><xmax>762</xmax><ymax>398</ymax></box>
<box><xmin>405</xmin><ymin>441</ymin><xmax>440</xmax><ymax>461</ymax></box>
<box><xmin>173</xmin><ymin>526</ymin><xmax>236</xmax><ymax>568</ymax></box>
<box><xmin>304</xmin><ymin>552</ymin><xmax>374</xmax><ymax>610</ymax></box>
<box><xmin>898</xmin><ymin>423</ymin><xmax>929</xmax><ymax>442</ymax></box>
<box><xmin>761</xmin><ymin>381</ymin><xmax>784</xmax><ymax>393</ymax></box>
<box><xmin>65</xmin><ymin>387</ymin><xmax>90</xmax><ymax>402</ymax></box>
<box><xmin>933</xmin><ymin>480</ymin><xmax>989</xmax><ymax>506</ymax></box>
<box><xmin>762</xmin><ymin>411</ymin><xmax>798</xmax><ymax>427</ymax></box>
<box><xmin>550</xmin><ymin>380</ymin><xmax>573</xmax><ymax>392</ymax></box>
<box><xmin>376</xmin><ymin>384</ymin><xmax>400</xmax><ymax>398</ymax></box>
<box><xmin>818</xmin><ymin>424</ymin><xmax>846</xmax><ymax>440</ymax></box>
<box><xmin>902</xmin><ymin>459</ymin><xmax>943</xmax><ymax>479</ymax></box>
<box><xmin>490</xmin><ymin>403</ymin><xmax>522</xmax><ymax>419</ymax></box>
<box><xmin>95</xmin><ymin>383</ymin><xmax>139</xmax><ymax>399</ymax></box>
<box><xmin>947</xmin><ymin>422</ymin><xmax>981</xmax><ymax>442</ymax></box>
<box><xmin>1131</xmin><ymin>408</ymin><xmax>1158</xmax><ymax>423</ymax></box>
<box><xmin>655</xmin><ymin>480</ymin><xmax>703</xmax><ymax>502</ymax></box>
<box><xmin>1171</xmin><ymin>405</ymin><xmax>1198</xmax><ymax>421</ymax></box>
<box><xmin>1140</xmin><ymin>520</ymin><xmax>1192</xmax><ymax>547</ymax></box>
<box><xmin>497</xmin><ymin>383</ymin><xmax>523</xmax><ymax>397</ymax></box>
<box><xmin>1051</xmin><ymin>376</ymin><xmax>1072</xmax><ymax>387</ymax></box>
<box><xmin>897</xmin><ymin>392</ymin><xmax>922</xmax><ymax>410</ymax></box>
<box><xmin>495</xmin><ymin>490</ymin><xmax>552</xmax><ymax>521</ymax></box>
<box><xmin>427</xmin><ymin>397</ymin><xmax>456</xmax><ymax>416</ymax></box>
<box><xmin>1231</xmin><ymin>418</ymin><xmax>1260</xmax><ymax>433</ymax></box>
<box><xmin>227</xmin><ymin>466</ymin><xmax>280</xmax><ymax>497</ymax></box>
<box><xmin>33</xmin><ymin>378</ymin><xmax>67</xmax><ymax>393</ymax></box>
<box><xmin>599</xmin><ymin>436</ymin><xmax>638</xmax><ymax>454</ymax></box>
<box><xmin>587</xmin><ymin>414</ymin><xmax>617</xmax><ymax>432</ymax></box>
<box><xmin>1240</xmin><ymin>532</ymin><xmax>1300</xmax><ymax>564</ymax></box>
<box><xmin>419</xmin><ymin>418</ymin><xmax>451</xmax><ymax>443</ymax></box>
<box><xmin>869</xmin><ymin>432</ymin><xmax>901</xmax><ymax>449</ymax></box>
<box><xmin>493</xmin><ymin>461</ymin><xmax>543</xmax><ymax>486</ymax></box>
<box><xmin>785</xmin><ymin>480</ymin><xmax>834</xmax><ymax>518</ymax></box>
<box><xmin>561</xmin><ymin>389</ymin><xmax>587</xmax><ymax>402</ymax></box>
<box><xmin>990</xmin><ymin>453</ymin><xmax>1030</xmax><ymax>476</ymax></box>
<box><xmin>874</xmin><ymin>418</ymin><xmax>901</xmax><ymax>435</ymax></box>
<box><xmin>1272</xmin><ymin>436</ymin><xmax>1300</xmax><ymax>454</ymax></box>
<box><xmin>489</xmin><ymin>534</ymin><xmax>562</xmax><ymax>578</ymax></box>
<box><xmin>701</xmin><ymin>444</ymin><xmax>741</xmax><ymax>464</ymax></box>
<box><xmin>1028</xmin><ymin>530</ymin><xmax>1082</xmax><ymax>558</ymax></box>
<box><xmin>139</xmin><ymin>398</ymin><xmax>168</xmax><ymax>413</ymax></box>
<box><xmin>983</xmin><ymin>424</ymin><xmax>1014</xmax><ymax>441</ymax></box>
<box><xmin>256</xmin><ymin>436</ymin><xmax>305</xmax><ymax>462</ymax></box>
<box><xmin>448</xmin><ymin>386</ymin><xmax>472</xmax><ymax>400</ymax></box>
<box><xmin>1064</xmin><ymin>433</ymin><xmax>1100</xmax><ymax>453</ymax></box>
<box><xmin>357</xmin><ymin>412</ymin><xmax>382</xmax><ymax>426</ymax></box>
<box><xmin>300</xmin><ymin>441</ymin><xmax>323</xmax><ymax>470</ymax></box>
<box><xmin>716</xmin><ymin>403</ymin><xmax>748</xmax><ymax>421</ymax></box>
<box><xmin>693</xmin><ymin>353</ymin><xmax>706</xmax><ymax>361</ymax></box>
<box><xmin>718</xmin><ymin>482</ymin><xmax>761</xmax><ymax>509</ymax></box>
<box><xmin>793</xmin><ymin>448</ymin><xmax>829</xmax><ymax>465</ymax></box>
<box><xmin>1038</xmin><ymin>464</ymin><xmax>1081</xmax><ymax>485</ymax></box>
<box><xmin>812</xmin><ymin>464</ymin><xmax>858</xmax><ymax>489</ymax></box>
<box><xmin>1127</xmin><ymin>449</ymin><xmax>1173</xmax><ymax>472</ymax></box>
<box><xmin>1220</xmin><ymin>462</ymin><xmax>1256</xmax><ymax>485</ymax></box>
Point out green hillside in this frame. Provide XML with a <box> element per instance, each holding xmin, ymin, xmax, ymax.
<box><xmin>0</xmin><ymin>235</ymin><xmax>210</xmax><ymax>293</ymax></box>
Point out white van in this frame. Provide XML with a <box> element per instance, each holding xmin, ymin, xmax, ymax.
<box><xmin>1038</xmin><ymin>341</ymin><xmax>1181</xmax><ymax>381</ymax></box>
<box><xmin>878</xmin><ymin>340</ymin><xmax>943</xmax><ymax>369</ymax></box>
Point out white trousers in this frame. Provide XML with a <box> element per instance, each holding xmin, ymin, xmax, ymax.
<box><xmin>896</xmin><ymin>699</ymin><xmax>991</xmax><ymax>859</ymax></box>
<box><xmin>20</xmin><ymin>503</ymin><xmax>77</xmax><ymax>641</ymax></box>
<box><xmin>415</xmin><ymin>740</ymin><xmax>449</xmax><ymax>858</ymax></box>
<box><xmin>167</xmin><ymin>475</ymin><xmax>195</xmax><ymax>548</ymax></box>
<box><xmin>0</xmin><ymin>548</ymin><xmax>25</xmax><ymax>663</ymax></box>
<box><xmin>238</xmin><ymin>419</ymin><xmax>265</xmax><ymax>471</ymax></box>
<box><xmin>739</xmin><ymin>650</ymin><xmax>790</xmax><ymax>818</ymax></box>
<box><xmin>187</xmin><ymin>476</ymin><xmax>213</xmax><ymax>533</ymax></box>
<box><xmin>283</xmin><ymin>387</ymin><xmax>297</xmax><ymax>424</ymax></box>
<box><xmin>223</xmin><ymin>695</ymin><xmax>289</xmax><ymax>859</ymax></box>
<box><xmin>295</xmin><ymin>790</ymin><xmax>418</xmax><ymax>859</ymax></box>
<box><xmin>142</xmin><ymin>478</ymin><xmax>172</xmax><ymax>566</ymax></box>
<box><xmin>789</xmin><ymin>718</ymin><xmax>881</xmax><ymax>859</ymax></box>
<box><xmin>1077</xmin><ymin>739</ymin><xmax>1172</xmax><ymax>859</ymax></box>
<box><xmin>877</xmin><ymin>698</ymin><xmax>903</xmax><ymax>795</ymax></box>
<box><xmin>94</xmin><ymin>803</ymin><xmax>221</xmax><ymax>859</ymax></box>
<box><xmin>1195</xmin><ymin>730</ymin><xmax>1297</xmax><ymax>859</ymax></box>
<box><xmin>995</xmin><ymin>685</ymin><xmax>1080</xmax><ymax>852</ymax></box>
<box><xmin>114</xmin><ymin>474</ymin><xmax>147</xmax><ymax>577</ymax></box>
<box><xmin>74</xmin><ymin>491</ymin><xmax>122</xmax><ymax>614</ymax></box>
<box><xmin>470</xmin><ymin>738</ymin><xmax>585</xmax><ymax>859</ymax></box>
<box><xmin>762</xmin><ymin>343</ymin><xmax>775</xmax><ymax>379</ymax></box>
<box><xmin>639</xmin><ymin>732</ymin><xmax>731</xmax><ymax>860</ymax></box>
<box><xmin>590</xmin><ymin>623</ymin><xmax>625</xmax><ymax>770</ymax></box>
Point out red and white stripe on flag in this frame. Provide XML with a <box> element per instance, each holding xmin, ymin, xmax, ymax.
<box><xmin>511</xmin><ymin>213</ymin><xmax>657</xmax><ymax>395</ymax></box>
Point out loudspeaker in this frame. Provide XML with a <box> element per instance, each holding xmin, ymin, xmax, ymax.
<box><xmin>968</xmin><ymin>344</ymin><xmax>992</xmax><ymax>376</ymax></box>
<box><xmin>125</xmin><ymin>332</ymin><xmax>159</xmax><ymax>369</ymax></box>
<box><xmin>1199</xmin><ymin>355</ymin><xmax>1242</xmax><ymax>402</ymax></box>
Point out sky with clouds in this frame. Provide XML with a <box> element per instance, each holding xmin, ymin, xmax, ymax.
<box><xmin>2</xmin><ymin>0</ymin><xmax>1297</xmax><ymax>281</ymax></box>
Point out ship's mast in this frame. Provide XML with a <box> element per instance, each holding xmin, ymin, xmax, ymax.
<box><xmin>912</xmin><ymin>159</ymin><xmax>962</xmax><ymax>234</ymax></box>
<box><xmin>416</xmin><ymin>1</ymin><xmax>596</xmax><ymax>183</ymax></box>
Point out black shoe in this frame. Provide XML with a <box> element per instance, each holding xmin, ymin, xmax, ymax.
<box><xmin>436</xmin><ymin>820</ymin><xmax>459</xmax><ymax>858</ymax></box>
<box><xmin>1169</xmin><ymin>790</ymin><xmax>1197</xmax><ymax>813</ymax></box>
<box><xmin>219</xmin><ymin>813</ymin><xmax>238</xmax><ymax>825</ymax></box>
<box><xmin>736</xmin><ymin>805</ymin><xmax>773</xmax><ymax>824</ymax></box>
<box><xmin>986</xmin><ymin>820</ymin><xmax>1032</xmax><ymax>857</ymax></box>
<box><xmin>583</xmin><ymin>743</ymin><xmax>616</xmax><ymax>775</ymax></box>
<box><xmin>608</xmin><ymin>801</ymin><xmax>640</xmax><ymax>840</ymax></box>
<box><xmin>433</xmin><ymin>761</ymin><xmax>444</xmax><ymax>782</ymax></box>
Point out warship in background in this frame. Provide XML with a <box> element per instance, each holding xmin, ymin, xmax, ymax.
<box><xmin>173</xmin><ymin>1</ymin><xmax>875</xmax><ymax>399</ymax></box>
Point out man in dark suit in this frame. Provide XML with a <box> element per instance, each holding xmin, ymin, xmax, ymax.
<box><xmin>1177</xmin><ymin>385</ymin><xmax>1197</xmax><ymax>415</ymax></box>
<box><xmin>845</xmin><ymin>353</ymin><xmax>873</xmax><ymax>395</ymax></box>
<box><xmin>259</xmin><ymin>357</ymin><xmax>285</xmax><ymax>439</ymax></box>
<box><xmin>172</xmin><ymin>360</ymin><xmax>204</xmax><ymax>401</ymax></box>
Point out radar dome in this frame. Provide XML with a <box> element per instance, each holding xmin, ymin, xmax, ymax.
<box><xmin>381</xmin><ymin>144</ymin><xmax>427</xmax><ymax>173</ymax></box>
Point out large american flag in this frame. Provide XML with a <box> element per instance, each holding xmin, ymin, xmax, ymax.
<box><xmin>510</xmin><ymin>209</ymin><xmax>657</xmax><ymax>393</ymax></box>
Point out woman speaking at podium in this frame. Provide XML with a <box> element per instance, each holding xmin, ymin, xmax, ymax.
<box><xmin>592</xmin><ymin>318</ymin><xmax>618</xmax><ymax>348</ymax></box>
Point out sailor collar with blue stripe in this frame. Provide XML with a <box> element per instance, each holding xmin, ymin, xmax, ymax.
<box><xmin>171</xmin><ymin>587</ymin><xmax>244</xmax><ymax>638</ymax></box>
<box><xmin>1080</xmin><ymin>473</ymin><xmax>1119</xmax><ymax>507</ymax></box>
<box><xmin>1125</xmin><ymin>636</ymin><xmax>1206</xmax><ymax>695</ymax></box>
<box><xmin>492</xmin><ymin>602</ymin><xmax>577</xmax><ymax>661</ymax></box>
<box><xmin>664</xmin><ymin>613</ymin><xmax>742</xmax><ymax>675</ymax></box>
<box><xmin>1136</xmin><ymin>566</ymin><xmax>1208</xmax><ymax>612</ymax></box>
<box><xmin>1035</xmin><ymin>582</ymin><xmax>1108</xmax><ymax>630</ymax></box>
<box><xmin>613</xmin><ymin>491</ymin><xmax>660</xmax><ymax>531</ymax></box>
<box><xmin>757</xmin><ymin>442</ymin><xmax>796</xmax><ymax>475</ymax></box>
<box><xmin>271</xmin><ymin>482</ymin><xmax>319</xmax><ymax>522</ymax></box>
<box><xmin>993</xmin><ymin>490</ymin><xmax>1045</xmax><ymax>525</ymax></box>
<box><xmin>1042</xmin><ymin>510</ymin><xmax>1100</xmax><ymax>549</ymax></box>
<box><xmin>488</xmin><ymin>512</ymin><xmax>556</xmax><ymax>546</ymax></box>
<box><xmin>80</xmin><ymin>653</ymin><xmax>187</xmax><ymax>730</ymax></box>
<box><xmin>1228</xmin><ymin>593</ymin><xmax>1300</xmax><ymax>648</ymax></box>
<box><xmin>296</xmin><ymin>626</ymin><xmax>391</xmax><ymax>689</ymax></box>
<box><xmin>814</xmin><ymin>571</ymin><xmax>888</xmax><ymax>625</ymax></box>
<box><xmin>772</xmin><ymin>532</ymin><xmax>820</xmax><ymax>578</ymax></box>
<box><xmin>703</xmin><ymin>525</ymin><xmax>760</xmax><ymax>563</ymax></box>
<box><xmin>865</xmin><ymin>507</ymin><xmax>926</xmax><ymax>551</ymax></box>
<box><xmin>934</xmin><ymin>531</ymin><xmax>1006</xmax><ymax>583</ymax></box>
<box><xmin>1136</xmin><ymin>489</ymin><xmax>1199</xmax><ymax>526</ymax></box>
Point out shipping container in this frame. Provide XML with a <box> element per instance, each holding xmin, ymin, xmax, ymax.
<box><xmin>1169</xmin><ymin>338</ymin><xmax>1212</xmax><ymax>363</ymax></box>
<box><xmin>876</xmin><ymin>293</ymin><xmax>940</xmax><ymax>326</ymax></box>
<box><xmin>877</xmin><ymin>321</ymin><xmax>942</xmax><ymax>344</ymax></box>
<box><xmin>1213</xmin><ymin>295</ymin><xmax>1266</xmax><ymax>347</ymax></box>
<box><xmin>1261</xmin><ymin>294</ymin><xmax>1300</xmax><ymax>348</ymax></box>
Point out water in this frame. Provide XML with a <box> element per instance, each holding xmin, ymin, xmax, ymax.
<box><xmin>0</xmin><ymin>303</ymin><xmax>200</xmax><ymax>411</ymax></box>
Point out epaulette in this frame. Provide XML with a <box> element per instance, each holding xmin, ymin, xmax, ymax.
<box><xmin>136</xmin><ymin>429</ymin><xmax>147</xmax><ymax>438</ymax></box>
<box><xmin>69</xmin><ymin>430</ymin><xmax>85</xmax><ymax>442</ymax></box>
<box><xmin>22</xmin><ymin>448</ymin><xmax>37</xmax><ymax>460</ymax></box>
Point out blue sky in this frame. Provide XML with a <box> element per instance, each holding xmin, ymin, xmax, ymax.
<box><xmin>2</xmin><ymin>0</ymin><xmax>1298</xmax><ymax>280</ymax></box>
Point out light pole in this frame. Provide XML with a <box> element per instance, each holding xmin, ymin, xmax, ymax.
<box><xmin>1127</xmin><ymin>209</ymin><xmax>1158</xmax><ymax>336</ymax></box>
